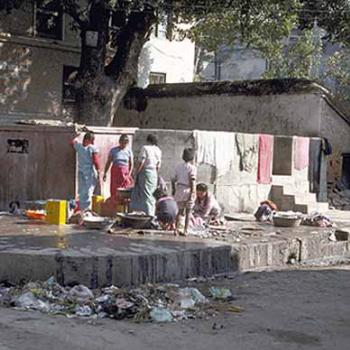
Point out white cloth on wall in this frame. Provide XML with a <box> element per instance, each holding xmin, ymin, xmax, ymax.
<box><xmin>193</xmin><ymin>130</ymin><xmax>236</xmax><ymax>180</ymax></box>
<box><xmin>235</xmin><ymin>133</ymin><xmax>259</xmax><ymax>173</ymax></box>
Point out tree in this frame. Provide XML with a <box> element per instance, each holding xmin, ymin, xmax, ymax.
<box><xmin>262</xmin><ymin>28</ymin><xmax>323</xmax><ymax>80</ymax></box>
<box><xmin>190</xmin><ymin>0</ymin><xmax>350</xmax><ymax>83</ymax></box>
<box><xmin>323</xmin><ymin>49</ymin><xmax>350</xmax><ymax>101</ymax></box>
<box><xmin>0</xmin><ymin>0</ymin><xmax>235</xmax><ymax>126</ymax></box>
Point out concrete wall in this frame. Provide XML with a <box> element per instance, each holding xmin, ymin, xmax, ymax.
<box><xmin>0</xmin><ymin>3</ymin><xmax>80</xmax><ymax>123</ymax></box>
<box><xmin>320</xmin><ymin>100</ymin><xmax>350</xmax><ymax>184</ymax></box>
<box><xmin>117</xmin><ymin>93</ymin><xmax>322</xmax><ymax>137</ymax></box>
<box><xmin>0</xmin><ymin>125</ymin><xmax>76</xmax><ymax>210</ymax></box>
<box><xmin>0</xmin><ymin>125</ymin><xmax>136</xmax><ymax>210</ymax></box>
<box><xmin>131</xmin><ymin>129</ymin><xmax>313</xmax><ymax>213</ymax></box>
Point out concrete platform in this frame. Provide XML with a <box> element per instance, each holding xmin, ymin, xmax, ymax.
<box><xmin>1</xmin><ymin>210</ymin><xmax>350</xmax><ymax>287</ymax></box>
<box><xmin>0</xmin><ymin>217</ymin><xmax>234</xmax><ymax>288</ymax></box>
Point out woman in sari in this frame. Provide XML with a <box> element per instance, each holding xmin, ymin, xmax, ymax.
<box><xmin>103</xmin><ymin>134</ymin><xmax>133</xmax><ymax>200</ymax></box>
<box><xmin>130</xmin><ymin>134</ymin><xmax>162</xmax><ymax>216</ymax></box>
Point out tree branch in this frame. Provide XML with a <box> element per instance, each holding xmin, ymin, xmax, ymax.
<box><xmin>62</xmin><ymin>0</ymin><xmax>88</xmax><ymax>29</ymax></box>
<box><xmin>105</xmin><ymin>8</ymin><xmax>156</xmax><ymax>79</ymax></box>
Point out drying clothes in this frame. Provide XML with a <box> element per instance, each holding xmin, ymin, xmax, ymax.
<box><xmin>294</xmin><ymin>137</ymin><xmax>310</xmax><ymax>170</ymax></box>
<box><xmin>257</xmin><ymin>134</ymin><xmax>273</xmax><ymax>184</ymax></box>
<box><xmin>194</xmin><ymin>130</ymin><xmax>236</xmax><ymax>180</ymax></box>
<box><xmin>235</xmin><ymin>133</ymin><xmax>259</xmax><ymax>173</ymax></box>
<box><xmin>308</xmin><ymin>139</ymin><xmax>321</xmax><ymax>194</ymax></box>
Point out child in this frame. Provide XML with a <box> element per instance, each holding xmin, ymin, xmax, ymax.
<box><xmin>172</xmin><ymin>148</ymin><xmax>197</xmax><ymax>235</ymax></box>
<box><xmin>154</xmin><ymin>188</ymin><xmax>178</xmax><ymax>230</ymax></box>
<box><xmin>194</xmin><ymin>183</ymin><xmax>222</xmax><ymax>224</ymax></box>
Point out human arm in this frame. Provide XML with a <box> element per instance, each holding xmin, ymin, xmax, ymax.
<box><xmin>188</xmin><ymin>166</ymin><xmax>197</xmax><ymax>202</ymax></box>
<box><xmin>103</xmin><ymin>153</ymin><xmax>113</xmax><ymax>182</ymax></box>
<box><xmin>70</xmin><ymin>133</ymin><xmax>80</xmax><ymax>148</ymax></box>
<box><xmin>92</xmin><ymin>152</ymin><xmax>101</xmax><ymax>174</ymax></box>
<box><xmin>129</xmin><ymin>151</ymin><xmax>134</xmax><ymax>176</ymax></box>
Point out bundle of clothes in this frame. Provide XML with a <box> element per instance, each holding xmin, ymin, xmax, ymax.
<box><xmin>254</xmin><ymin>200</ymin><xmax>333</xmax><ymax>228</ymax></box>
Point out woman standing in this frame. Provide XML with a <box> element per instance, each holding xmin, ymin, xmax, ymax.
<box><xmin>103</xmin><ymin>134</ymin><xmax>133</xmax><ymax>200</ymax></box>
<box><xmin>131</xmin><ymin>134</ymin><xmax>162</xmax><ymax>216</ymax></box>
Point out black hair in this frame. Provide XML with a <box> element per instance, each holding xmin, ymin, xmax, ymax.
<box><xmin>119</xmin><ymin>134</ymin><xmax>129</xmax><ymax>142</ymax></box>
<box><xmin>182</xmin><ymin>148</ymin><xmax>194</xmax><ymax>162</ymax></box>
<box><xmin>196</xmin><ymin>183</ymin><xmax>208</xmax><ymax>192</ymax></box>
<box><xmin>147</xmin><ymin>134</ymin><xmax>158</xmax><ymax>146</ymax></box>
<box><xmin>83</xmin><ymin>131</ymin><xmax>95</xmax><ymax>142</ymax></box>
<box><xmin>153</xmin><ymin>188</ymin><xmax>167</xmax><ymax>200</ymax></box>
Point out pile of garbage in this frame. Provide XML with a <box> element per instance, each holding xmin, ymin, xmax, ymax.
<box><xmin>0</xmin><ymin>277</ymin><xmax>235</xmax><ymax>323</ymax></box>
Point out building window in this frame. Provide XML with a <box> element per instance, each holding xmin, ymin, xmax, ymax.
<box><xmin>62</xmin><ymin>66</ymin><xmax>78</xmax><ymax>103</ymax></box>
<box><xmin>149</xmin><ymin>72</ymin><xmax>166</xmax><ymax>85</ymax></box>
<box><xmin>35</xmin><ymin>0</ymin><xmax>63</xmax><ymax>40</ymax></box>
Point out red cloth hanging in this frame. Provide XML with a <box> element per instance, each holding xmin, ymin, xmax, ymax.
<box><xmin>258</xmin><ymin>134</ymin><xmax>273</xmax><ymax>184</ymax></box>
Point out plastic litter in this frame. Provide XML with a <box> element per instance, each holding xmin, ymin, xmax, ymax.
<box><xmin>75</xmin><ymin>305</ymin><xmax>93</xmax><ymax>317</ymax></box>
<box><xmin>0</xmin><ymin>279</ymin><xmax>234</xmax><ymax>322</ymax></box>
<box><xmin>68</xmin><ymin>284</ymin><xmax>94</xmax><ymax>301</ymax></box>
<box><xmin>14</xmin><ymin>292</ymin><xmax>50</xmax><ymax>312</ymax></box>
<box><xmin>150</xmin><ymin>307</ymin><xmax>173</xmax><ymax>322</ymax></box>
<box><xmin>209</xmin><ymin>287</ymin><xmax>232</xmax><ymax>300</ymax></box>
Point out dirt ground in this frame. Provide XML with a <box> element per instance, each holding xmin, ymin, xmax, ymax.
<box><xmin>1</xmin><ymin>266</ymin><xmax>350</xmax><ymax>350</ymax></box>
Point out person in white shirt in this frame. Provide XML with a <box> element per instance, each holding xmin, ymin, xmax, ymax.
<box><xmin>172</xmin><ymin>148</ymin><xmax>197</xmax><ymax>235</ymax></box>
<box><xmin>130</xmin><ymin>134</ymin><xmax>162</xmax><ymax>215</ymax></box>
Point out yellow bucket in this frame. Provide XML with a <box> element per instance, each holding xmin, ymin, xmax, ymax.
<box><xmin>46</xmin><ymin>200</ymin><xmax>67</xmax><ymax>225</ymax></box>
<box><xmin>92</xmin><ymin>195</ymin><xmax>104</xmax><ymax>214</ymax></box>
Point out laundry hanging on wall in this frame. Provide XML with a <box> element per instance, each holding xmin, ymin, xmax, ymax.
<box><xmin>235</xmin><ymin>133</ymin><xmax>259</xmax><ymax>173</ymax></box>
<box><xmin>294</xmin><ymin>136</ymin><xmax>310</xmax><ymax>170</ymax></box>
<box><xmin>257</xmin><ymin>134</ymin><xmax>273</xmax><ymax>184</ymax></box>
<box><xmin>193</xmin><ymin>130</ymin><xmax>236</xmax><ymax>180</ymax></box>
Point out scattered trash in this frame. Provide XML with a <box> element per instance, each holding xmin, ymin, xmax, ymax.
<box><xmin>13</xmin><ymin>291</ymin><xmax>50</xmax><ymax>312</ymax></box>
<box><xmin>75</xmin><ymin>305</ymin><xmax>93</xmax><ymax>317</ymax></box>
<box><xmin>209</xmin><ymin>287</ymin><xmax>232</xmax><ymax>300</ymax></box>
<box><xmin>150</xmin><ymin>307</ymin><xmax>173</xmax><ymax>322</ymax></box>
<box><xmin>0</xmin><ymin>277</ymin><xmax>235</xmax><ymax>323</ymax></box>
<box><xmin>68</xmin><ymin>284</ymin><xmax>94</xmax><ymax>301</ymax></box>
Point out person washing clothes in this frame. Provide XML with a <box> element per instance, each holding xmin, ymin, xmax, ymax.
<box><xmin>72</xmin><ymin>131</ymin><xmax>100</xmax><ymax>212</ymax></box>
<box><xmin>193</xmin><ymin>183</ymin><xmax>222</xmax><ymax>224</ymax></box>
<box><xmin>130</xmin><ymin>134</ymin><xmax>162</xmax><ymax>216</ymax></box>
<box><xmin>103</xmin><ymin>134</ymin><xmax>134</xmax><ymax>200</ymax></box>
<box><xmin>153</xmin><ymin>188</ymin><xmax>178</xmax><ymax>230</ymax></box>
<box><xmin>172</xmin><ymin>148</ymin><xmax>197</xmax><ymax>236</ymax></box>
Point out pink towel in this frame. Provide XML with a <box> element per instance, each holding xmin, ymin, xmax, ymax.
<box><xmin>294</xmin><ymin>137</ymin><xmax>310</xmax><ymax>170</ymax></box>
<box><xmin>258</xmin><ymin>134</ymin><xmax>273</xmax><ymax>184</ymax></box>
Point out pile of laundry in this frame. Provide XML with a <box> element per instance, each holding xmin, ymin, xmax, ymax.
<box><xmin>0</xmin><ymin>277</ymin><xmax>235</xmax><ymax>323</ymax></box>
<box><xmin>301</xmin><ymin>212</ymin><xmax>334</xmax><ymax>227</ymax></box>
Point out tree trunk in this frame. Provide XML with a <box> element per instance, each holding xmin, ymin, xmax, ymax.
<box><xmin>75</xmin><ymin>4</ymin><xmax>155</xmax><ymax>126</ymax></box>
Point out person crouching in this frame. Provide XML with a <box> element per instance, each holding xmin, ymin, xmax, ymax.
<box><xmin>194</xmin><ymin>183</ymin><xmax>222</xmax><ymax>224</ymax></box>
<box><xmin>154</xmin><ymin>188</ymin><xmax>178</xmax><ymax>230</ymax></box>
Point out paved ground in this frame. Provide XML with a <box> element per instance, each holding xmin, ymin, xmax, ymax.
<box><xmin>1</xmin><ymin>266</ymin><xmax>350</xmax><ymax>350</ymax></box>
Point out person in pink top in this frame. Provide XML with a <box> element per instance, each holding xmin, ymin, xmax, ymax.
<box><xmin>171</xmin><ymin>148</ymin><xmax>197</xmax><ymax>235</ymax></box>
<box><xmin>194</xmin><ymin>183</ymin><xmax>222</xmax><ymax>224</ymax></box>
